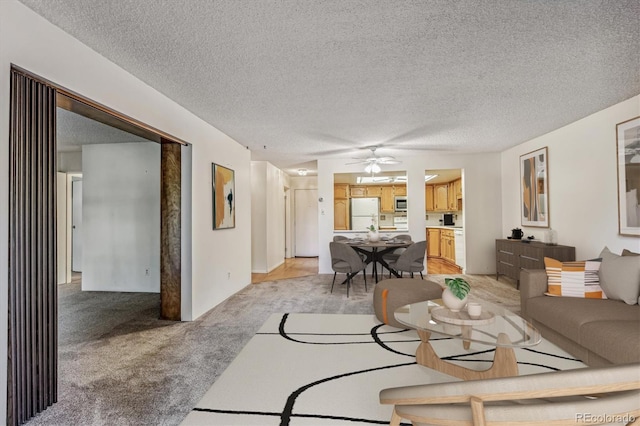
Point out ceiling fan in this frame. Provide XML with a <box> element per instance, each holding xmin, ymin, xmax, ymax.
<box><xmin>345</xmin><ymin>147</ymin><xmax>401</xmax><ymax>173</ymax></box>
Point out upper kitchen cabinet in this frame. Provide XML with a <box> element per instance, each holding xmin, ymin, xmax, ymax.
<box><xmin>394</xmin><ymin>185</ymin><xmax>407</xmax><ymax>196</ymax></box>
<box><xmin>351</xmin><ymin>185</ymin><xmax>382</xmax><ymax>198</ymax></box>
<box><xmin>425</xmin><ymin>184</ymin><xmax>434</xmax><ymax>211</ymax></box>
<box><xmin>434</xmin><ymin>184</ymin><xmax>448</xmax><ymax>211</ymax></box>
<box><xmin>424</xmin><ymin>169</ymin><xmax>463</xmax><ymax>212</ymax></box>
<box><xmin>454</xmin><ymin>178</ymin><xmax>462</xmax><ymax>199</ymax></box>
<box><xmin>350</xmin><ymin>186</ymin><xmax>367</xmax><ymax>198</ymax></box>
<box><xmin>380</xmin><ymin>186</ymin><xmax>395</xmax><ymax>213</ymax></box>
<box><xmin>334</xmin><ymin>183</ymin><xmax>349</xmax><ymax>199</ymax></box>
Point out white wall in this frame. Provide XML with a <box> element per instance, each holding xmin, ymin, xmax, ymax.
<box><xmin>0</xmin><ymin>2</ymin><xmax>252</xmax><ymax>419</ymax></box>
<box><xmin>266</xmin><ymin>163</ymin><xmax>286</xmax><ymax>270</ymax></box>
<box><xmin>57</xmin><ymin>151</ymin><xmax>82</xmax><ymax>172</ymax></box>
<box><xmin>82</xmin><ymin>143</ymin><xmax>161</xmax><ymax>292</ymax></box>
<box><xmin>501</xmin><ymin>95</ymin><xmax>640</xmax><ymax>259</ymax></box>
<box><xmin>251</xmin><ymin>161</ymin><xmax>286</xmax><ymax>272</ymax></box>
<box><xmin>251</xmin><ymin>162</ymin><xmax>268</xmax><ymax>272</ymax></box>
<box><xmin>318</xmin><ymin>152</ymin><xmax>503</xmax><ymax>274</ymax></box>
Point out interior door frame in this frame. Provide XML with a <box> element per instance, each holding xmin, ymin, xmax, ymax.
<box><xmin>8</xmin><ymin>65</ymin><xmax>190</xmax><ymax>423</ymax></box>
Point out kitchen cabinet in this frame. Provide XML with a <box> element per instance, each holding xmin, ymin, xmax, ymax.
<box><xmin>380</xmin><ymin>186</ymin><xmax>395</xmax><ymax>213</ymax></box>
<box><xmin>334</xmin><ymin>183</ymin><xmax>350</xmax><ymax>230</ymax></box>
<box><xmin>448</xmin><ymin>181</ymin><xmax>459</xmax><ymax>210</ymax></box>
<box><xmin>425</xmin><ymin>185</ymin><xmax>434</xmax><ymax>211</ymax></box>
<box><xmin>427</xmin><ymin>227</ymin><xmax>459</xmax><ymax>270</ymax></box>
<box><xmin>350</xmin><ymin>186</ymin><xmax>366</xmax><ymax>197</ymax></box>
<box><xmin>426</xmin><ymin>179</ymin><xmax>462</xmax><ymax>212</ymax></box>
<box><xmin>495</xmin><ymin>239</ymin><xmax>575</xmax><ymax>288</ymax></box>
<box><xmin>366</xmin><ymin>186</ymin><xmax>382</xmax><ymax>197</ymax></box>
<box><xmin>434</xmin><ymin>184</ymin><xmax>448</xmax><ymax>211</ymax></box>
<box><xmin>426</xmin><ymin>228</ymin><xmax>441</xmax><ymax>257</ymax></box>
<box><xmin>394</xmin><ymin>185</ymin><xmax>407</xmax><ymax>196</ymax></box>
<box><xmin>454</xmin><ymin>178</ymin><xmax>462</xmax><ymax>199</ymax></box>
<box><xmin>334</xmin><ymin>183</ymin><xmax>349</xmax><ymax>199</ymax></box>
<box><xmin>334</xmin><ymin>198</ymin><xmax>349</xmax><ymax>230</ymax></box>
<box><xmin>440</xmin><ymin>229</ymin><xmax>455</xmax><ymax>264</ymax></box>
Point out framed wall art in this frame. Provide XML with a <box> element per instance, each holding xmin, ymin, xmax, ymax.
<box><xmin>212</xmin><ymin>163</ymin><xmax>235</xmax><ymax>230</ymax></box>
<box><xmin>520</xmin><ymin>147</ymin><xmax>549</xmax><ymax>228</ymax></box>
<box><xmin>616</xmin><ymin>116</ymin><xmax>640</xmax><ymax>237</ymax></box>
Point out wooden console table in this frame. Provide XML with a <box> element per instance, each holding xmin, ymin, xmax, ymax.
<box><xmin>495</xmin><ymin>239</ymin><xmax>575</xmax><ymax>288</ymax></box>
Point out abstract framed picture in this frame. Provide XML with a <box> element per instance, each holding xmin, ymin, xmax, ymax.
<box><xmin>616</xmin><ymin>116</ymin><xmax>640</xmax><ymax>237</ymax></box>
<box><xmin>212</xmin><ymin>163</ymin><xmax>235</xmax><ymax>230</ymax></box>
<box><xmin>520</xmin><ymin>147</ymin><xmax>549</xmax><ymax>228</ymax></box>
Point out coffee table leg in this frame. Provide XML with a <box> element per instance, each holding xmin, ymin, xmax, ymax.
<box><xmin>415</xmin><ymin>331</ymin><xmax>519</xmax><ymax>380</ymax></box>
<box><xmin>462</xmin><ymin>325</ymin><xmax>471</xmax><ymax>350</ymax></box>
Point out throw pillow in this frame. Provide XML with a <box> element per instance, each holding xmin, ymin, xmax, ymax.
<box><xmin>598</xmin><ymin>247</ymin><xmax>640</xmax><ymax>305</ymax></box>
<box><xmin>544</xmin><ymin>257</ymin><xmax>605</xmax><ymax>299</ymax></box>
<box><xmin>622</xmin><ymin>249</ymin><xmax>640</xmax><ymax>256</ymax></box>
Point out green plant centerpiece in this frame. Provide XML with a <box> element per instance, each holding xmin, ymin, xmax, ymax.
<box><xmin>367</xmin><ymin>216</ymin><xmax>380</xmax><ymax>242</ymax></box>
<box><xmin>442</xmin><ymin>277</ymin><xmax>471</xmax><ymax>312</ymax></box>
<box><xmin>444</xmin><ymin>278</ymin><xmax>470</xmax><ymax>299</ymax></box>
<box><xmin>367</xmin><ymin>223</ymin><xmax>380</xmax><ymax>242</ymax></box>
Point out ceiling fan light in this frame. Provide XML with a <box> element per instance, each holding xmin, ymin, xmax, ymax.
<box><xmin>365</xmin><ymin>163</ymin><xmax>381</xmax><ymax>174</ymax></box>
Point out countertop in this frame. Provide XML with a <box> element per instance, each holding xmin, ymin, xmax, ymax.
<box><xmin>426</xmin><ymin>225</ymin><xmax>463</xmax><ymax>230</ymax></box>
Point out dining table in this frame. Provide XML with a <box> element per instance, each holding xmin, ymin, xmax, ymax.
<box><xmin>345</xmin><ymin>238</ymin><xmax>413</xmax><ymax>283</ymax></box>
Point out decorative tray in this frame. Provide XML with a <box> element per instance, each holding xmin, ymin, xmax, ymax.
<box><xmin>430</xmin><ymin>307</ymin><xmax>495</xmax><ymax>326</ymax></box>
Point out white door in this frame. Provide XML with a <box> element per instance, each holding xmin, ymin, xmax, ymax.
<box><xmin>294</xmin><ymin>189</ymin><xmax>318</xmax><ymax>257</ymax></box>
<box><xmin>72</xmin><ymin>180</ymin><xmax>82</xmax><ymax>272</ymax></box>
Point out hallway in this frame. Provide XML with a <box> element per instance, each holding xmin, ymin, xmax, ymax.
<box><xmin>252</xmin><ymin>257</ymin><xmax>318</xmax><ymax>283</ymax></box>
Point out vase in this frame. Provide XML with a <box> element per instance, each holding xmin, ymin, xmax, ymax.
<box><xmin>442</xmin><ymin>287</ymin><xmax>468</xmax><ymax>312</ymax></box>
<box><xmin>368</xmin><ymin>230</ymin><xmax>380</xmax><ymax>242</ymax></box>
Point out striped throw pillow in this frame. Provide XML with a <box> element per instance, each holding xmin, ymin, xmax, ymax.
<box><xmin>544</xmin><ymin>257</ymin><xmax>606</xmax><ymax>299</ymax></box>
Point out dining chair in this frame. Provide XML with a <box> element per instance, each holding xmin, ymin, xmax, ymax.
<box><xmin>333</xmin><ymin>235</ymin><xmax>368</xmax><ymax>262</ymax></box>
<box><xmin>387</xmin><ymin>240</ymin><xmax>427</xmax><ymax>279</ymax></box>
<box><xmin>329</xmin><ymin>242</ymin><xmax>367</xmax><ymax>297</ymax></box>
<box><xmin>381</xmin><ymin>234</ymin><xmax>412</xmax><ymax>276</ymax></box>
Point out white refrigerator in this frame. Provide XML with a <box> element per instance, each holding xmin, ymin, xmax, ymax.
<box><xmin>351</xmin><ymin>198</ymin><xmax>379</xmax><ymax>230</ymax></box>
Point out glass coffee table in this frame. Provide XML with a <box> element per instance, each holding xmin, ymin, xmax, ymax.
<box><xmin>394</xmin><ymin>299</ymin><xmax>541</xmax><ymax>380</ymax></box>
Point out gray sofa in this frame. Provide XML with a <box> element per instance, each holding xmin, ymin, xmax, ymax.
<box><xmin>520</xmin><ymin>269</ymin><xmax>640</xmax><ymax>366</ymax></box>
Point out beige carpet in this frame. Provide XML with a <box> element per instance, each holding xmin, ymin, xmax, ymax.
<box><xmin>25</xmin><ymin>273</ymin><xmax>520</xmax><ymax>425</ymax></box>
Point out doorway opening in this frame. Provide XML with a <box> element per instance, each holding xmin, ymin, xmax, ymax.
<box><xmin>424</xmin><ymin>169</ymin><xmax>465</xmax><ymax>274</ymax></box>
<box><xmin>8</xmin><ymin>66</ymin><xmax>190</xmax><ymax>424</ymax></box>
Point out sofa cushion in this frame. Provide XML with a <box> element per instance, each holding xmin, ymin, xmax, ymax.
<box><xmin>544</xmin><ymin>257</ymin><xmax>605</xmax><ymax>299</ymax></box>
<box><xmin>580</xmin><ymin>321</ymin><xmax>640</xmax><ymax>364</ymax></box>
<box><xmin>525</xmin><ymin>296</ymin><xmax>640</xmax><ymax>343</ymax></box>
<box><xmin>598</xmin><ymin>247</ymin><xmax>640</xmax><ymax>305</ymax></box>
<box><xmin>622</xmin><ymin>247</ymin><xmax>640</xmax><ymax>304</ymax></box>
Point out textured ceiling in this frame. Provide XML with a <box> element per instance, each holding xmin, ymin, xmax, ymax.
<box><xmin>20</xmin><ymin>0</ymin><xmax>640</xmax><ymax>174</ymax></box>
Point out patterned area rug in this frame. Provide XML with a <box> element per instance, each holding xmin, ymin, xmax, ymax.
<box><xmin>181</xmin><ymin>313</ymin><xmax>585</xmax><ymax>425</ymax></box>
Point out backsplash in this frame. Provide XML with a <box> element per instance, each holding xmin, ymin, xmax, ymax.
<box><xmin>425</xmin><ymin>210</ymin><xmax>463</xmax><ymax>227</ymax></box>
<box><xmin>379</xmin><ymin>213</ymin><xmax>404</xmax><ymax>227</ymax></box>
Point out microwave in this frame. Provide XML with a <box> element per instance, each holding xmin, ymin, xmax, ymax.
<box><xmin>394</xmin><ymin>196</ymin><xmax>408</xmax><ymax>212</ymax></box>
